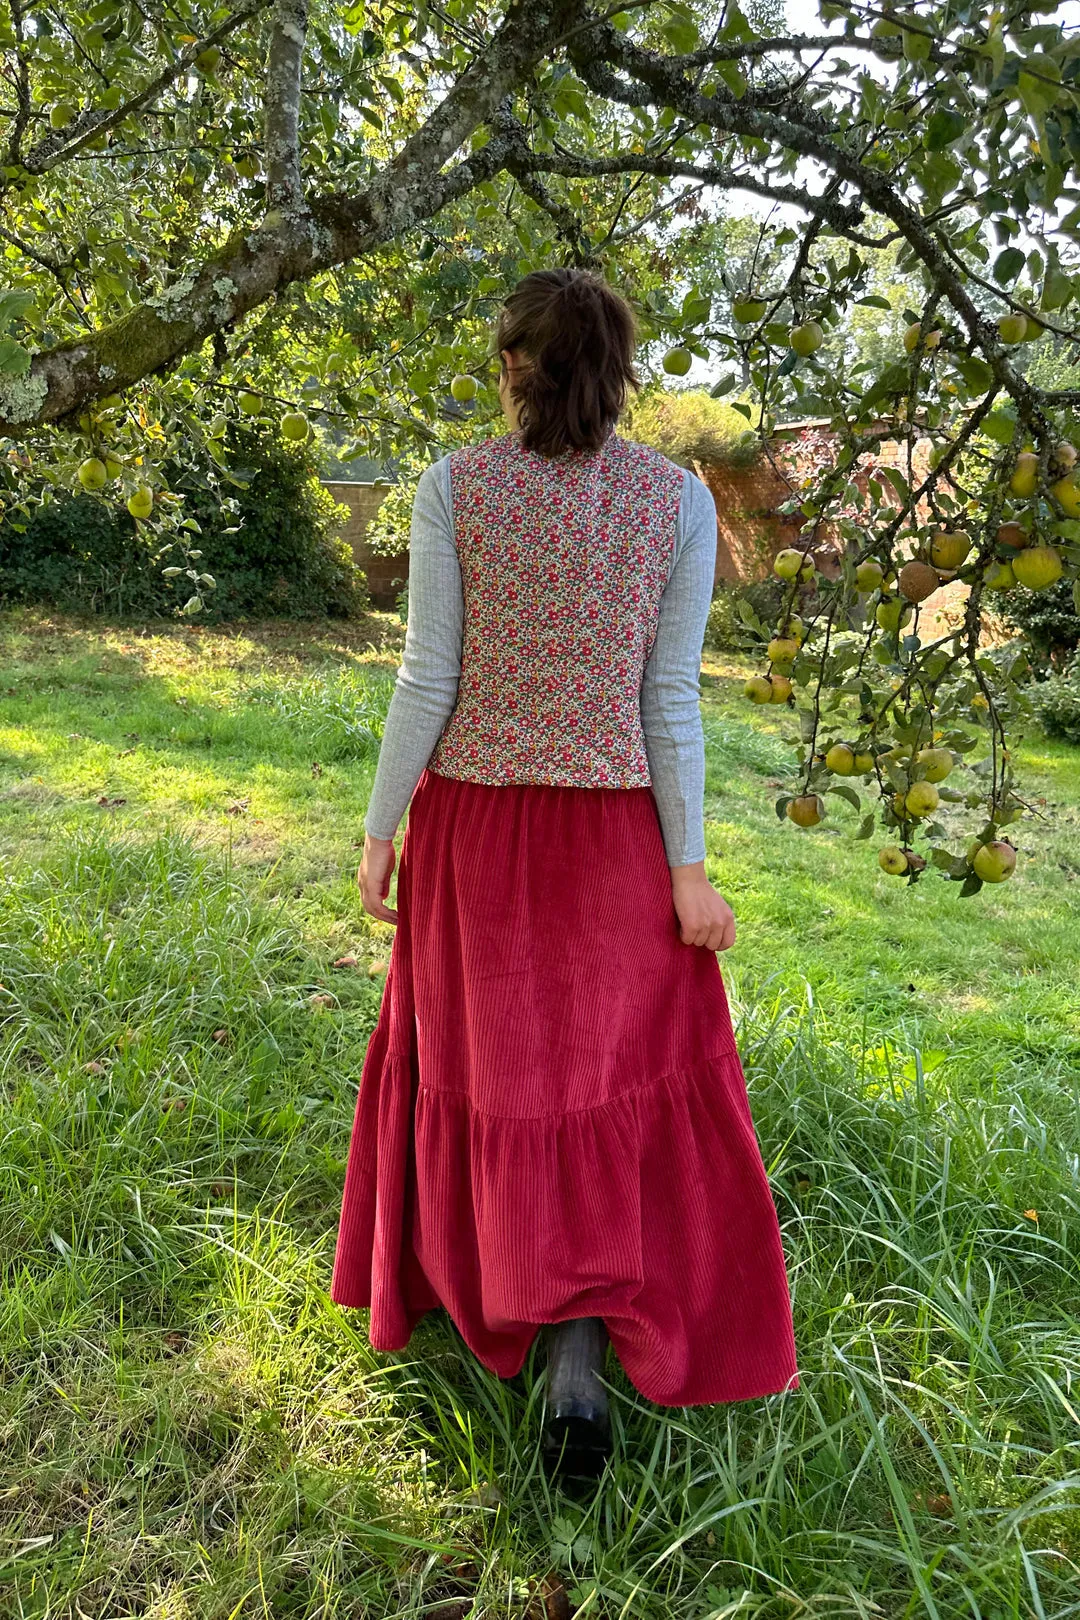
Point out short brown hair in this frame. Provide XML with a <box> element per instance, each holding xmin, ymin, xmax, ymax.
<box><xmin>495</xmin><ymin>269</ymin><xmax>640</xmax><ymax>457</ymax></box>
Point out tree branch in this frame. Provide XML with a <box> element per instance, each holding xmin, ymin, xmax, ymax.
<box><xmin>568</xmin><ymin>19</ymin><xmax>1050</xmax><ymax>432</ymax></box>
<box><xmin>0</xmin><ymin>0</ymin><xmax>587</xmax><ymax>433</ymax></box>
<box><xmin>264</xmin><ymin>0</ymin><xmax>308</xmax><ymax>214</ymax></box>
<box><xmin>15</xmin><ymin>0</ymin><xmax>274</xmax><ymax>178</ymax></box>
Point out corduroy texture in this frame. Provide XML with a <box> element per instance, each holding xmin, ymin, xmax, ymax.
<box><xmin>331</xmin><ymin>767</ymin><xmax>799</xmax><ymax>1407</ymax></box>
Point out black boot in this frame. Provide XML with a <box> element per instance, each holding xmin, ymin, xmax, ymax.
<box><xmin>543</xmin><ymin>1318</ymin><xmax>611</xmax><ymax>1478</ymax></box>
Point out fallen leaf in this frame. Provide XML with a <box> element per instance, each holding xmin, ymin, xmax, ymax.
<box><xmin>83</xmin><ymin>1060</ymin><xmax>106</xmax><ymax>1075</ymax></box>
<box><xmin>311</xmin><ymin>761</ymin><xmax>323</xmax><ymax>777</ymax></box>
<box><xmin>225</xmin><ymin>799</ymin><xmax>249</xmax><ymax>816</ymax></box>
<box><xmin>162</xmin><ymin>1097</ymin><xmax>187</xmax><ymax>1113</ymax></box>
<box><xmin>1023</xmin><ymin>1209</ymin><xmax>1039</xmax><ymax>1223</ymax></box>
<box><xmin>211</xmin><ymin>1028</ymin><xmax>231</xmax><ymax>1044</ymax></box>
<box><xmin>162</xmin><ymin>1331</ymin><xmax>187</xmax><ymax>1352</ymax></box>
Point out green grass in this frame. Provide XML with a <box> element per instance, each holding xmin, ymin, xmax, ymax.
<box><xmin>1</xmin><ymin>610</ymin><xmax>1079</xmax><ymax>1620</ymax></box>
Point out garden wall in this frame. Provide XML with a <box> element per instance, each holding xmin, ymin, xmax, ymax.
<box><xmin>323</xmin><ymin>424</ymin><xmax>960</xmax><ymax>623</ymax></box>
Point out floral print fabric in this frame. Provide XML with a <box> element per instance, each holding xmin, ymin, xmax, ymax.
<box><xmin>428</xmin><ymin>430</ymin><xmax>683</xmax><ymax>788</ymax></box>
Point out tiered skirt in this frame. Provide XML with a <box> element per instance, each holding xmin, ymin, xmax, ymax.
<box><xmin>330</xmin><ymin>767</ymin><xmax>798</xmax><ymax>1406</ymax></box>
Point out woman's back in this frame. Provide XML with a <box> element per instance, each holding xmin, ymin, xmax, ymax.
<box><xmin>429</xmin><ymin>430</ymin><xmax>684</xmax><ymax>788</ymax></box>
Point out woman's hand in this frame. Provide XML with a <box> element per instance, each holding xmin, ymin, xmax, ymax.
<box><xmin>670</xmin><ymin>861</ymin><xmax>736</xmax><ymax>952</ymax></box>
<box><xmin>358</xmin><ymin>833</ymin><xmax>399</xmax><ymax>925</ymax></box>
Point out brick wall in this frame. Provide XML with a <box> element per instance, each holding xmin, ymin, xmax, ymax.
<box><xmin>322</xmin><ymin>481</ymin><xmax>402</xmax><ymax>607</ymax></box>
<box><xmin>324</xmin><ymin>428</ymin><xmax>966</xmax><ymax>630</ymax></box>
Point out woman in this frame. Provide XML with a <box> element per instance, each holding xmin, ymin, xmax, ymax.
<box><xmin>331</xmin><ymin>269</ymin><xmax>798</xmax><ymax>1472</ymax></box>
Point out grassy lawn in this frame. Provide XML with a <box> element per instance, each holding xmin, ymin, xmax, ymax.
<box><xmin>1</xmin><ymin>608</ymin><xmax>1078</xmax><ymax>1620</ymax></box>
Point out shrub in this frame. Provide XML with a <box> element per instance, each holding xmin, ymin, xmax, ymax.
<box><xmin>363</xmin><ymin>472</ymin><xmax>417</xmax><ymax>559</ymax></box>
<box><xmin>0</xmin><ymin>494</ymin><xmax>173</xmax><ymax>615</ymax></box>
<box><xmin>170</xmin><ymin>425</ymin><xmax>368</xmax><ymax>620</ymax></box>
<box><xmin>0</xmin><ymin>425</ymin><xmax>369</xmax><ymax>621</ymax></box>
<box><xmin>625</xmin><ymin>389</ymin><xmax>759</xmax><ymax>469</ymax></box>
<box><xmin>1032</xmin><ymin>655</ymin><xmax>1080</xmax><ymax>744</ymax></box>
<box><xmin>704</xmin><ymin>578</ymin><xmax>788</xmax><ymax>651</ymax></box>
<box><xmin>997</xmin><ymin>576</ymin><xmax>1080</xmax><ymax>669</ymax></box>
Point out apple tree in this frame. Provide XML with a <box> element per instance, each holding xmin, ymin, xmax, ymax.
<box><xmin>2</xmin><ymin>0</ymin><xmax>1080</xmax><ymax>891</ymax></box>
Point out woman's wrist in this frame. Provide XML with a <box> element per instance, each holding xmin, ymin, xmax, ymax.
<box><xmin>670</xmin><ymin>859</ymin><xmax>708</xmax><ymax>885</ymax></box>
<box><xmin>364</xmin><ymin>829</ymin><xmax>395</xmax><ymax>846</ymax></box>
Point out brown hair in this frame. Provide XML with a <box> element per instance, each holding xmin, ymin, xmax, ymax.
<box><xmin>494</xmin><ymin>269</ymin><xmax>640</xmax><ymax>457</ymax></box>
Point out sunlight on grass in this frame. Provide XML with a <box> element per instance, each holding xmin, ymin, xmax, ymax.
<box><xmin>1</xmin><ymin>613</ymin><xmax>1079</xmax><ymax>1617</ymax></box>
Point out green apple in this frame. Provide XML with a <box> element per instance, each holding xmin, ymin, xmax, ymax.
<box><xmin>972</xmin><ymin>841</ymin><xmax>1017</xmax><ymax>882</ymax></box>
<box><xmin>997</xmin><ymin>313</ymin><xmax>1028</xmax><ymax>345</ymax></box>
<box><xmin>77</xmin><ymin>457</ymin><xmax>107</xmax><ymax>491</ymax></box>
<box><xmin>773</xmin><ymin>548</ymin><xmax>804</xmax><ymax>581</ymax></box>
<box><xmin>744</xmin><ymin>675</ymin><xmax>773</xmax><ymax>704</ymax></box>
<box><xmin>1012</xmin><ymin>545</ymin><xmax>1063</xmax><ymax>590</ymax></box>
<box><xmin>878</xmin><ymin>846</ymin><xmax>909</xmax><ymax>875</ymax></box>
<box><xmin>825</xmin><ymin>743</ymin><xmax>857</xmax><ymax>775</ymax></box>
<box><xmin>281</xmin><ymin>411</ymin><xmax>310</xmax><ymax>442</ymax></box>
<box><xmin>662</xmin><ymin>346</ymin><xmax>692</xmax><ymax>376</ymax></box>
<box><xmin>1009</xmin><ymin>451</ymin><xmax>1039</xmax><ymax>498</ymax></box>
<box><xmin>126</xmin><ymin>486</ymin><xmax>154</xmax><ymax>521</ymax></box>
<box><xmin>789</xmin><ymin>321</ymin><xmax>823</xmax><ymax>357</ymax></box>
<box><xmin>916</xmin><ymin>747</ymin><xmax>953</xmax><ymax>783</ymax></box>
<box><xmin>450</xmin><ymin>373</ymin><xmax>478</xmax><ymax>402</ymax></box>
<box><xmin>929</xmin><ymin>529</ymin><xmax>970</xmax><ymax>571</ymax></box>
<box><xmin>905</xmin><ymin>781</ymin><xmax>940</xmax><ymax>818</ymax></box>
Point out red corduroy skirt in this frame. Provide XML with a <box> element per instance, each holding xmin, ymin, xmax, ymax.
<box><xmin>330</xmin><ymin>766</ymin><xmax>798</xmax><ymax>1406</ymax></box>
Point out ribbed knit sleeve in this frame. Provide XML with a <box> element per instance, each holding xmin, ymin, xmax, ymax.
<box><xmin>363</xmin><ymin>457</ymin><xmax>461</xmax><ymax>841</ymax></box>
<box><xmin>640</xmin><ymin>469</ymin><xmax>717</xmax><ymax>867</ymax></box>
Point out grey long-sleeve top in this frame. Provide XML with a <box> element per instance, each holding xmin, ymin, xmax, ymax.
<box><xmin>363</xmin><ymin>450</ymin><xmax>717</xmax><ymax>867</ymax></box>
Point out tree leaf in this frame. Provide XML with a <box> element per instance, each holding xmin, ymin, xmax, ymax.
<box><xmin>993</xmin><ymin>246</ymin><xmax>1026</xmax><ymax>285</ymax></box>
<box><xmin>925</xmin><ymin>108</ymin><xmax>966</xmax><ymax>150</ymax></box>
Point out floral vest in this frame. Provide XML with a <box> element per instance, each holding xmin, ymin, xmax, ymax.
<box><xmin>428</xmin><ymin>430</ymin><xmax>684</xmax><ymax>789</ymax></box>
